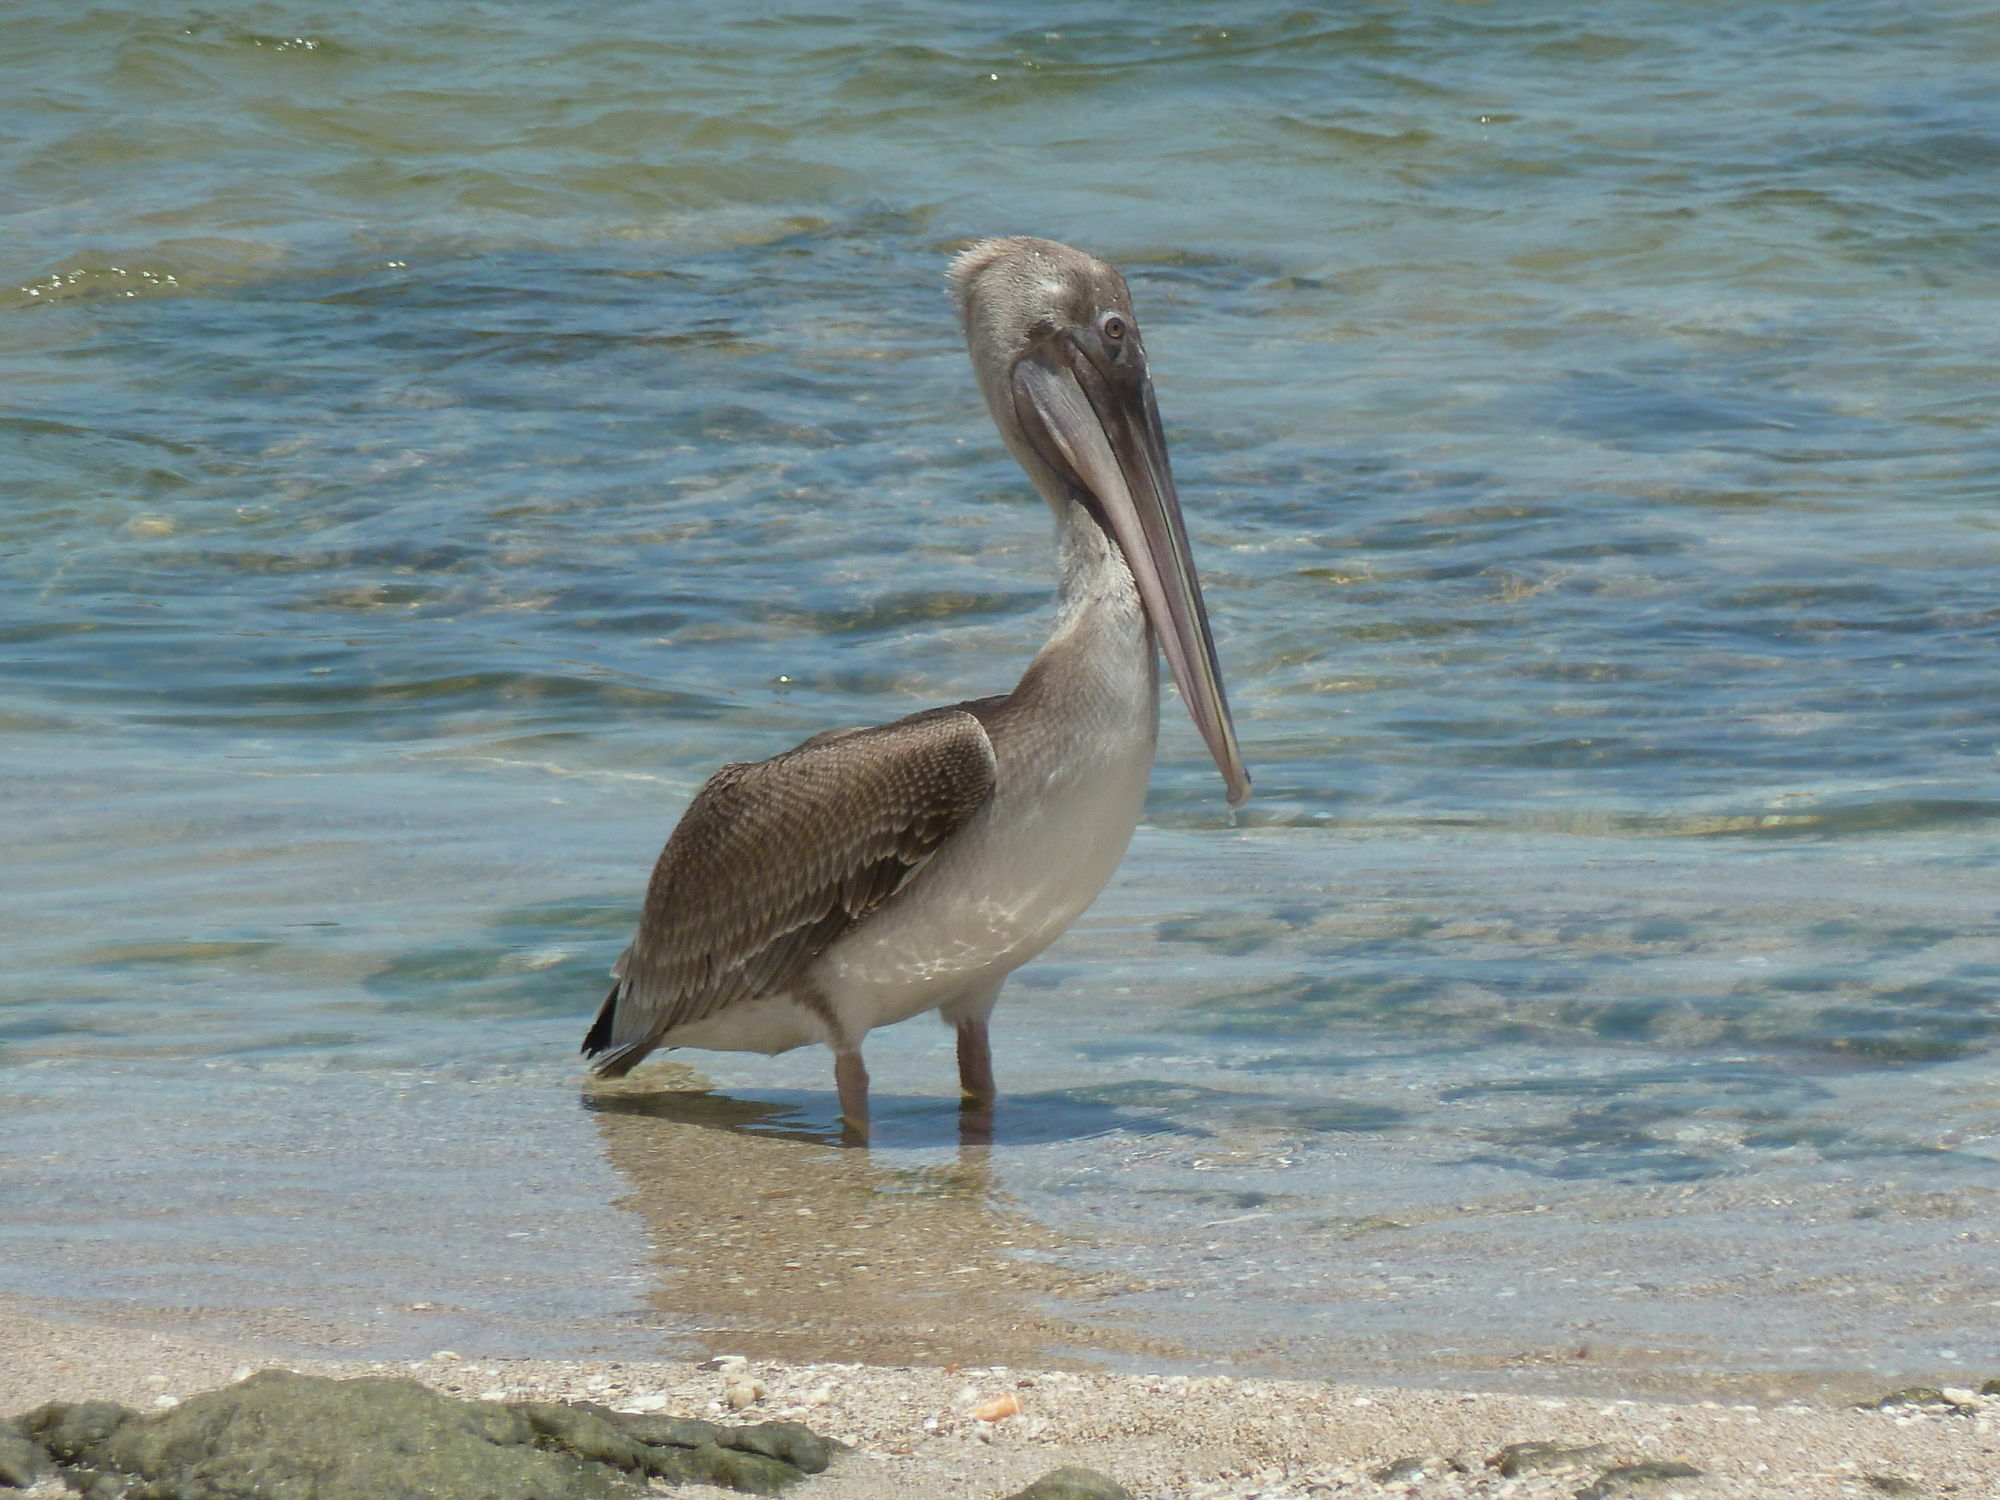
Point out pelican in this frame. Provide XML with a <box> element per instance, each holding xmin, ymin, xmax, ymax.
<box><xmin>583</xmin><ymin>236</ymin><xmax>1249</xmax><ymax>1139</ymax></box>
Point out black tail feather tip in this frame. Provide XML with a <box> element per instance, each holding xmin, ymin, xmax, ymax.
<box><xmin>582</xmin><ymin>984</ymin><xmax>621</xmax><ymax>1066</ymax></box>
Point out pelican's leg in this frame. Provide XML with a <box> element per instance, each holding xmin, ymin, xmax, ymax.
<box><xmin>955</xmin><ymin>1018</ymin><xmax>995</xmax><ymax>1104</ymax></box>
<box><xmin>940</xmin><ymin>980</ymin><xmax>1005</xmax><ymax>1101</ymax></box>
<box><xmin>939</xmin><ymin>981</ymin><xmax>1004</xmax><ymax>1143</ymax></box>
<box><xmin>834</xmin><ymin>1047</ymin><xmax>870</xmax><ymax>1145</ymax></box>
<box><xmin>954</xmin><ymin>1019</ymin><xmax>996</xmax><ymax>1145</ymax></box>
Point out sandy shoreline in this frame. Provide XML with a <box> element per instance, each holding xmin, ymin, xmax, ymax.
<box><xmin>3</xmin><ymin>1306</ymin><xmax>1994</xmax><ymax>1498</ymax></box>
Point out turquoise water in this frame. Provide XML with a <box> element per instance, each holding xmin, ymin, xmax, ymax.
<box><xmin>5</xmin><ymin>1</ymin><xmax>1999</xmax><ymax>1388</ymax></box>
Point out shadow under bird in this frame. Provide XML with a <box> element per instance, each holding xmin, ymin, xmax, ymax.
<box><xmin>583</xmin><ymin>235</ymin><xmax>1249</xmax><ymax>1140</ymax></box>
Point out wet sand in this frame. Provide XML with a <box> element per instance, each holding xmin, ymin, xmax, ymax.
<box><xmin>5</xmin><ymin>1302</ymin><xmax>1994</xmax><ymax>1498</ymax></box>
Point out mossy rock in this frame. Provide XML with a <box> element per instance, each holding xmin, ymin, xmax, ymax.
<box><xmin>613</xmin><ymin>1413</ymin><xmax>725</xmax><ymax>1450</ymax></box>
<box><xmin>1870</xmin><ymin>1386</ymin><xmax>1946</xmax><ymax>1408</ymax></box>
<box><xmin>9</xmin><ymin>1370</ymin><xmax>831</xmax><ymax>1499</ymax></box>
<box><xmin>1576</xmin><ymin>1460</ymin><xmax>1705</xmax><ymax>1498</ymax></box>
<box><xmin>1003</xmin><ymin>1467</ymin><xmax>1136</xmax><ymax>1500</ymax></box>
<box><xmin>1862</xmin><ymin>1476</ymin><xmax>1924</xmax><ymax>1497</ymax></box>
<box><xmin>16</xmin><ymin>1374</ymin><xmax>635</xmax><ymax>1500</ymax></box>
<box><xmin>1490</xmin><ymin>1440</ymin><xmax>1614</xmax><ymax>1477</ymax></box>
<box><xmin>1371</xmin><ymin>1452</ymin><xmax>1468</xmax><ymax>1482</ymax></box>
<box><xmin>0</xmin><ymin>1418</ymin><xmax>51</xmax><ymax>1489</ymax></box>
<box><xmin>1866</xmin><ymin>1387</ymin><xmax>1976</xmax><ymax>1416</ymax></box>
<box><xmin>711</xmin><ymin>1420</ymin><xmax>835</xmax><ymax>1475</ymax></box>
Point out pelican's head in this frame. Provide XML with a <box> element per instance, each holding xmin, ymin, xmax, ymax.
<box><xmin>948</xmin><ymin>236</ymin><xmax>1250</xmax><ymax>808</ymax></box>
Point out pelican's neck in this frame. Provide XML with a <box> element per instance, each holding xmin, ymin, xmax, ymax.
<box><xmin>1052</xmin><ymin>499</ymin><xmax>1136</xmax><ymax>631</ymax></box>
<box><xmin>1009</xmin><ymin>498</ymin><xmax>1159</xmax><ymax>728</ymax></box>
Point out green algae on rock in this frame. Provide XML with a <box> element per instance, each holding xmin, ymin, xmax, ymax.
<box><xmin>10</xmin><ymin>1370</ymin><xmax>833</xmax><ymax>1499</ymax></box>
<box><xmin>1863</xmin><ymin>1387</ymin><xmax>1979</xmax><ymax>1417</ymax></box>
<box><xmin>1575</xmin><ymin>1461</ymin><xmax>1707</xmax><ymax>1499</ymax></box>
<box><xmin>1001</xmin><ymin>1466</ymin><xmax>1137</xmax><ymax>1500</ymax></box>
<box><xmin>1861</xmin><ymin>1476</ymin><xmax>1924</xmax><ymax>1497</ymax></box>
<box><xmin>1370</xmin><ymin>1452</ymin><xmax>1470</xmax><ymax>1483</ymax></box>
<box><xmin>1490</xmin><ymin>1439</ymin><xmax>1616</xmax><ymax>1477</ymax></box>
<box><xmin>0</xmin><ymin>1418</ymin><xmax>51</xmax><ymax>1490</ymax></box>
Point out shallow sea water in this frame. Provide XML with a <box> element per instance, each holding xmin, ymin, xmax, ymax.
<box><xmin>5</xmin><ymin>1</ymin><xmax>2000</xmax><ymax>1395</ymax></box>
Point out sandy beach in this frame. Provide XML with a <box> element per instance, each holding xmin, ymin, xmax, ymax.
<box><xmin>4</xmin><ymin>1302</ymin><xmax>1994</xmax><ymax>1498</ymax></box>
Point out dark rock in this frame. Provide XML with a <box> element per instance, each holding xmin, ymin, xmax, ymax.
<box><xmin>611</xmin><ymin>1413</ymin><xmax>726</xmax><ymax>1449</ymax></box>
<box><xmin>646</xmin><ymin>1443</ymin><xmax>802</xmax><ymax>1497</ymax></box>
<box><xmin>1978</xmin><ymin>1377</ymin><xmax>2000</xmax><ymax>1397</ymax></box>
<box><xmin>18</xmin><ymin>1373</ymin><xmax>630</xmax><ymax>1500</ymax></box>
<box><xmin>1866</xmin><ymin>1387</ymin><xmax>1976</xmax><ymax>1416</ymax></box>
<box><xmin>1491</xmin><ymin>1440</ymin><xmax>1615</xmax><ymax>1477</ymax></box>
<box><xmin>717</xmin><ymin>1420</ymin><xmax>835</xmax><ymax>1475</ymax></box>
<box><xmin>509</xmin><ymin>1401</ymin><xmax>655</xmax><ymax>1471</ymax></box>
<box><xmin>561</xmin><ymin>1405</ymin><xmax>821</xmax><ymax>1494</ymax></box>
<box><xmin>18</xmin><ymin>1399</ymin><xmax>132</xmax><ymax>1464</ymax></box>
<box><xmin>1003</xmin><ymin>1465</ymin><xmax>1137</xmax><ymax>1500</ymax></box>
<box><xmin>7</xmin><ymin>1370</ymin><xmax>835</xmax><ymax>1498</ymax></box>
<box><xmin>1872</xmin><ymin>1386</ymin><xmax>1945</xmax><ymax>1407</ymax></box>
<box><xmin>1371</xmin><ymin>1452</ymin><xmax>1469</xmax><ymax>1482</ymax></box>
<box><xmin>605</xmin><ymin>1410</ymin><xmax>832</xmax><ymax>1483</ymax></box>
<box><xmin>1862</xmin><ymin>1475</ymin><xmax>1924</xmax><ymax>1497</ymax></box>
<box><xmin>0</xmin><ymin>1419</ymin><xmax>51</xmax><ymax>1489</ymax></box>
<box><xmin>1574</xmin><ymin>1460</ymin><xmax>1704</xmax><ymax>1498</ymax></box>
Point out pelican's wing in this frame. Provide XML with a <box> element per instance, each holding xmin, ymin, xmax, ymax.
<box><xmin>582</xmin><ymin>706</ymin><xmax>996</xmax><ymax>1076</ymax></box>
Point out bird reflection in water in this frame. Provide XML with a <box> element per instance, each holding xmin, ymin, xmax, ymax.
<box><xmin>583</xmin><ymin>1068</ymin><xmax>1172</xmax><ymax>1369</ymax></box>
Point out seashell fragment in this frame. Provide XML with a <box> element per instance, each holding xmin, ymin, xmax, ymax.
<box><xmin>973</xmin><ymin>1391</ymin><xmax>1023</xmax><ymax>1421</ymax></box>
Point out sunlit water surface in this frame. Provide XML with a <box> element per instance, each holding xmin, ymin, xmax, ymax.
<box><xmin>5</xmin><ymin>1</ymin><xmax>2000</xmax><ymax>1394</ymax></box>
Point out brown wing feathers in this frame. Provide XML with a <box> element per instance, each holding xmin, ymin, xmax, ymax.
<box><xmin>583</xmin><ymin>707</ymin><xmax>996</xmax><ymax>1076</ymax></box>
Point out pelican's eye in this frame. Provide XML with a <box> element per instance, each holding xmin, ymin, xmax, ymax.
<box><xmin>1099</xmin><ymin>313</ymin><xmax>1127</xmax><ymax>342</ymax></box>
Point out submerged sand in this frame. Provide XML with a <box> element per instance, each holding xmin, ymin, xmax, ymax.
<box><xmin>4</xmin><ymin>1304</ymin><xmax>1994</xmax><ymax>1498</ymax></box>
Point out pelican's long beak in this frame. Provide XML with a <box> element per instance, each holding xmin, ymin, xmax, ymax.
<box><xmin>1012</xmin><ymin>338</ymin><xmax>1251</xmax><ymax>807</ymax></box>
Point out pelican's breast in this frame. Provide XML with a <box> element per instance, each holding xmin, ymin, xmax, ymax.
<box><xmin>814</xmin><ymin>551</ymin><xmax>1159</xmax><ymax>1034</ymax></box>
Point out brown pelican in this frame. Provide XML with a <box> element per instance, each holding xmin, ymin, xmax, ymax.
<box><xmin>583</xmin><ymin>236</ymin><xmax>1248</xmax><ymax>1140</ymax></box>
